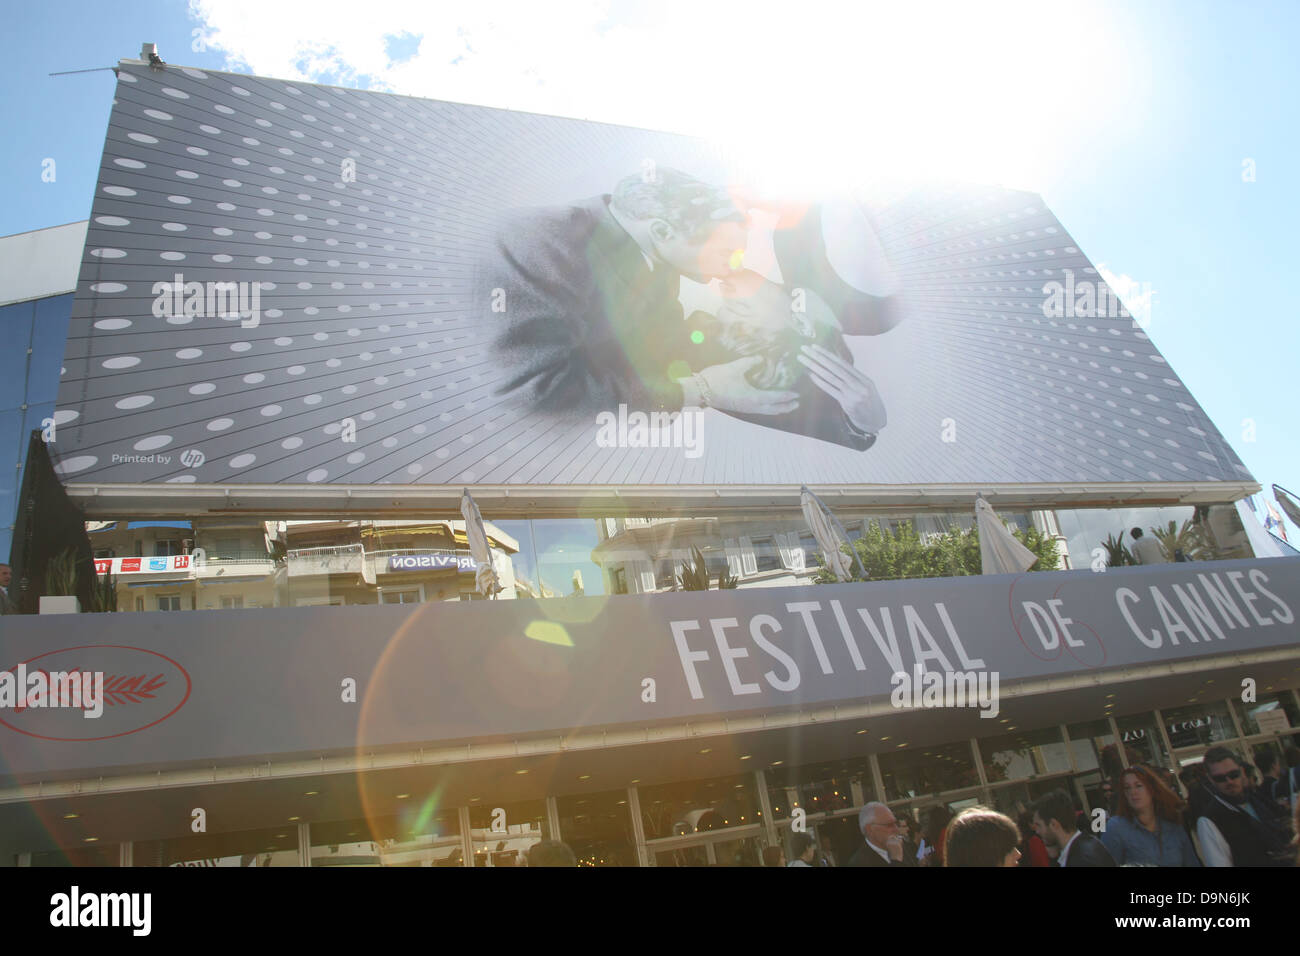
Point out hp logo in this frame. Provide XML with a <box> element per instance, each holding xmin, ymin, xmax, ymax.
<box><xmin>180</xmin><ymin>449</ymin><xmax>206</xmax><ymax>468</ymax></box>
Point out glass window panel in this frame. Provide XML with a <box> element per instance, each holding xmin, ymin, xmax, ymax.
<box><xmin>639</xmin><ymin>774</ymin><xmax>760</xmax><ymax>840</ymax></box>
<box><xmin>491</xmin><ymin>519</ymin><xmax>539</xmax><ymax>599</ymax></box>
<box><xmin>135</xmin><ymin>826</ymin><xmax>298</xmax><ymax>866</ymax></box>
<box><xmin>877</xmin><ymin>741</ymin><xmax>979</xmax><ymax>801</ymax></box>
<box><xmin>29</xmin><ymin>294</ymin><xmax>73</xmax><ymax>406</ymax></box>
<box><xmin>555</xmin><ymin>790</ymin><xmax>636</xmax><ymax>867</ymax></box>
<box><xmin>467</xmin><ymin>800</ymin><xmax>548</xmax><ymax>867</ymax></box>
<box><xmin>1115</xmin><ymin>713</ymin><xmax>1172</xmax><ymax>769</ymax></box>
<box><xmin>711</xmin><ymin>835</ymin><xmax>764</xmax><ymax>867</ymax></box>
<box><xmin>655</xmin><ymin>845</ymin><xmax>708</xmax><ymax>867</ymax></box>
<box><xmin>1067</xmin><ymin>719</ymin><xmax>1121</xmax><ymax>776</ymax></box>
<box><xmin>311</xmin><ymin>809</ymin><xmax>461</xmax><ymax>867</ymax></box>
<box><xmin>750</xmin><ymin>536</ymin><xmax>781</xmax><ymax>572</ymax></box>
<box><xmin>1161</xmin><ymin>701</ymin><xmax>1238</xmax><ymax>750</ymax></box>
<box><xmin>765</xmin><ymin>757</ymin><xmax>872</xmax><ymax>821</ymax></box>
<box><xmin>980</xmin><ymin>727</ymin><xmax>1071</xmax><ymax>783</ymax></box>
<box><xmin>1232</xmin><ymin>694</ymin><xmax>1300</xmax><ymax>737</ymax></box>
<box><xmin>533</xmin><ymin>519</ymin><xmax>606</xmax><ymax>598</ymax></box>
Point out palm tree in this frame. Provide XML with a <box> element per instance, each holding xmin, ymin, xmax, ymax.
<box><xmin>1150</xmin><ymin>519</ymin><xmax>1211</xmax><ymax>562</ymax></box>
<box><xmin>1100</xmin><ymin>532</ymin><xmax>1135</xmax><ymax>568</ymax></box>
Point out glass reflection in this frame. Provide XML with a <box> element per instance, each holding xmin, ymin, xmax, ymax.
<box><xmin>134</xmin><ymin>826</ymin><xmax>298</xmax><ymax>867</ymax></box>
<box><xmin>310</xmin><ymin>810</ymin><xmax>461</xmax><ymax>867</ymax></box>
<box><xmin>765</xmin><ymin>757</ymin><xmax>871</xmax><ymax>820</ymax></box>
<box><xmin>877</xmin><ymin>741</ymin><xmax>978</xmax><ymax>800</ymax></box>
<box><xmin>555</xmin><ymin>790</ymin><xmax>635</xmax><ymax>867</ymax></box>
<box><xmin>980</xmin><ymin>727</ymin><xmax>1071</xmax><ymax>782</ymax></box>
<box><xmin>1161</xmin><ymin>701</ymin><xmax>1238</xmax><ymax>749</ymax></box>
<box><xmin>468</xmin><ymin>800</ymin><xmax>548</xmax><ymax>867</ymax></box>
<box><xmin>639</xmin><ymin>774</ymin><xmax>760</xmax><ymax>840</ymax></box>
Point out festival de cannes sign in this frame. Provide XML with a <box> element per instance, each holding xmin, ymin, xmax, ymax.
<box><xmin>52</xmin><ymin>63</ymin><xmax>1251</xmax><ymax>492</ymax></box>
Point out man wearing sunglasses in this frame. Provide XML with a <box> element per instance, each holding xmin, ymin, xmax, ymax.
<box><xmin>1196</xmin><ymin>746</ymin><xmax>1294</xmax><ymax>867</ymax></box>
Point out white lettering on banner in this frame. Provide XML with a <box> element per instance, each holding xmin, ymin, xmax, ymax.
<box><xmin>1114</xmin><ymin>571</ymin><xmax>1294</xmax><ymax>649</ymax></box>
<box><xmin>672</xmin><ymin>601</ymin><xmax>984</xmax><ymax>702</ymax></box>
<box><xmin>386</xmin><ymin>554</ymin><xmax>477</xmax><ymax>572</ymax></box>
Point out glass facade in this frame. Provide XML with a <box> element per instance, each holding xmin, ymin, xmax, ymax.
<box><xmin>0</xmin><ymin>293</ymin><xmax>73</xmax><ymax>557</ymax></box>
<box><xmin>468</xmin><ymin>800</ymin><xmax>548</xmax><ymax>867</ymax></box>
<box><xmin>134</xmin><ymin>826</ymin><xmax>299</xmax><ymax>867</ymax></box>
<box><xmin>639</xmin><ymin>773</ymin><xmax>761</xmax><ymax>840</ymax></box>
<box><xmin>15</xmin><ymin>687</ymin><xmax>1300</xmax><ymax>867</ymax></box>
<box><xmin>878</xmin><ymin>741</ymin><xmax>980</xmax><ymax>800</ymax></box>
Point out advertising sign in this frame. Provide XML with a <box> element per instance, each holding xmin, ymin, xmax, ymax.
<box><xmin>53</xmin><ymin>64</ymin><xmax>1251</xmax><ymax>494</ymax></box>
<box><xmin>1</xmin><ymin>556</ymin><xmax>1296</xmax><ymax>778</ymax></box>
<box><xmin>386</xmin><ymin>553</ymin><xmax>476</xmax><ymax>572</ymax></box>
<box><xmin>94</xmin><ymin>554</ymin><xmax>191</xmax><ymax>575</ymax></box>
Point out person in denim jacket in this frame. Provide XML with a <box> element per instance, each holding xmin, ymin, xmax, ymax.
<box><xmin>1101</xmin><ymin>765</ymin><xmax>1202</xmax><ymax>866</ymax></box>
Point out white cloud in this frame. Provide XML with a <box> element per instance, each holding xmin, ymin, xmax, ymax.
<box><xmin>187</xmin><ymin>0</ymin><xmax>1139</xmax><ymax>195</ymax></box>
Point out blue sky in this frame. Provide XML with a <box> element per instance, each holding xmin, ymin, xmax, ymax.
<box><xmin>2</xmin><ymin>0</ymin><xmax>1298</xmax><ymax>541</ymax></box>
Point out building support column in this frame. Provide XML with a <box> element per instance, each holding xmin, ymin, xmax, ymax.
<box><xmin>627</xmin><ymin>786</ymin><xmax>649</xmax><ymax>868</ymax></box>
<box><xmin>296</xmin><ymin>822</ymin><xmax>310</xmax><ymax>867</ymax></box>
<box><xmin>458</xmin><ymin>806</ymin><xmax>474</xmax><ymax>867</ymax></box>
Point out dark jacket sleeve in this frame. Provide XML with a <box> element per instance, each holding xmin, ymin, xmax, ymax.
<box><xmin>481</xmin><ymin>204</ymin><xmax>685</xmax><ymax>415</ymax></box>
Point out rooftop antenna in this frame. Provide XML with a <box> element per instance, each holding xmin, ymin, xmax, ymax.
<box><xmin>51</xmin><ymin>41</ymin><xmax>165</xmax><ymax>79</ymax></box>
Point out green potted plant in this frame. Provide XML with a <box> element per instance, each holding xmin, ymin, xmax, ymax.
<box><xmin>40</xmin><ymin>547</ymin><xmax>82</xmax><ymax>614</ymax></box>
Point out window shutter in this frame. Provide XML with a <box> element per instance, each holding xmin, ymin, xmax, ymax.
<box><xmin>776</xmin><ymin>533</ymin><xmax>796</xmax><ymax>570</ymax></box>
<box><xmin>723</xmin><ymin>540</ymin><xmax>741</xmax><ymax>576</ymax></box>
<box><xmin>787</xmin><ymin>534</ymin><xmax>806</xmax><ymax>572</ymax></box>
<box><xmin>739</xmin><ymin>536</ymin><xmax>758</xmax><ymax>575</ymax></box>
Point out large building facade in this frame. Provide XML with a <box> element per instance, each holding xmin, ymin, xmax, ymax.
<box><xmin>1</xmin><ymin>56</ymin><xmax>1297</xmax><ymax>868</ymax></box>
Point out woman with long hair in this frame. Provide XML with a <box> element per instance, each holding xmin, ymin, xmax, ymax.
<box><xmin>1100</xmin><ymin>765</ymin><xmax>1202</xmax><ymax>866</ymax></box>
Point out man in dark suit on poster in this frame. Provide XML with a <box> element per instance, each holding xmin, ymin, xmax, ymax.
<box><xmin>478</xmin><ymin>166</ymin><xmax>904</xmax><ymax>451</ymax></box>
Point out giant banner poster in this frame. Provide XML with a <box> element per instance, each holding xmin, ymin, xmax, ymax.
<box><xmin>54</xmin><ymin>64</ymin><xmax>1251</xmax><ymax>490</ymax></box>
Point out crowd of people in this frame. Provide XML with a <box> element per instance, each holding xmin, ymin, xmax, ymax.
<box><xmin>759</xmin><ymin>745</ymin><xmax>1300</xmax><ymax>867</ymax></box>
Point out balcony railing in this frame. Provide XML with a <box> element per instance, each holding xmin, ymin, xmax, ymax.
<box><xmin>286</xmin><ymin>544</ymin><xmax>364</xmax><ymax>577</ymax></box>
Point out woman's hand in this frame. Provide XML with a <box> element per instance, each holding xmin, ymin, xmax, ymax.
<box><xmin>797</xmin><ymin>344</ymin><xmax>886</xmax><ymax>433</ymax></box>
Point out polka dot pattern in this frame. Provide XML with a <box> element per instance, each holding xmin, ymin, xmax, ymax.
<box><xmin>55</xmin><ymin>63</ymin><xmax>1251</xmax><ymax>489</ymax></box>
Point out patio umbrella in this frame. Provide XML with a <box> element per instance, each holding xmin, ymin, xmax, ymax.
<box><xmin>800</xmin><ymin>485</ymin><xmax>865</xmax><ymax>582</ymax></box>
<box><xmin>974</xmin><ymin>496</ymin><xmax>1037</xmax><ymax>575</ymax></box>
<box><xmin>1273</xmin><ymin>485</ymin><xmax>1300</xmax><ymax>531</ymax></box>
<box><xmin>460</xmin><ymin>489</ymin><xmax>500</xmax><ymax>598</ymax></box>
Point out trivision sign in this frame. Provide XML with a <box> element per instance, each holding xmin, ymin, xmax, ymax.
<box><xmin>386</xmin><ymin>553</ymin><xmax>477</xmax><ymax>573</ymax></box>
